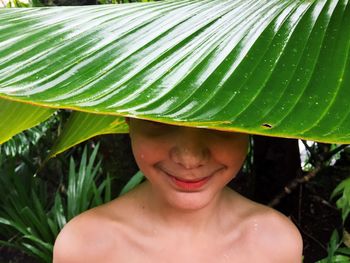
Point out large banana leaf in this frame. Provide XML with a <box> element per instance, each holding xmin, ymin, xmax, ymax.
<box><xmin>0</xmin><ymin>0</ymin><xmax>349</xmax><ymax>145</ymax></box>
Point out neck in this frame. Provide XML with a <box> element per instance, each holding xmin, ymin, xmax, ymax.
<box><xmin>143</xmin><ymin>182</ymin><xmax>229</xmax><ymax>236</ymax></box>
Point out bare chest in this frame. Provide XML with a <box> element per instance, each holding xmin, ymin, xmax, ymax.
<box><xmin>103</xmin><ymin>233</ymin><xmax>267</xmax><ymax>263</ymax></box>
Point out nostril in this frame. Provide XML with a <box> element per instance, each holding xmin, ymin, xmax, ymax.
<box><xmin>170</xmin><ymin>147</ymin><xmax>209</xmax><ymax>169</ymax></box>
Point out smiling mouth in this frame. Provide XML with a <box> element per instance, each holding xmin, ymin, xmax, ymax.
<box><xmin>171</xmin><ymin>176</ymin><xmax>210</xmax><ymax>183</ymax></box>
<box><xmin>170</xmin><ymin>175</ymin><xmax>212</xmax><ymax>191</ymax></box>
<box><xmin>161</xmin><ymin>170</ymin><xmax>213</xmax><ymax>191</ymax></box>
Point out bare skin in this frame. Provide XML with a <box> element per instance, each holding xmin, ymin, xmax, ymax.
<box><xmin>53</xmin><ymin>119</ymin><xmax>303</xmax><ymax>262</ymax></box>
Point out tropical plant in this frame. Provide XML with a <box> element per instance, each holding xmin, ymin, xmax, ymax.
<box><xmin>316</xmin><ymin>230</ymin><xmax>350</xmax><ymax>263</ymax></box>
<box><xmin>0</xmin><ymin>145</ymin><xmax>113</xmax><ymax>262</ymax></box>
<box><xmin>1</xmin><ymin>0</ymin><xmax>42</xmax><ymax>7</ymax></box>
<box><xmin>316</xmin><ymin>177</ymin><xmax>350</xmax><ymax>263</ymax></box>
<box><xmin>119</xmin><ymin>170</ymin><xmax>144</xmax><ymax>196</ymax></box>
<box><xmin>0</xmin><ymin>111</ymin><xmax>59</xmax><ymax>158</ymax></box>
<box><xmin>302</xmin><ymin>142</ymin><xmax>349</xmax><ymax>263</ymax></box>
<box><xmin>0</xmin><ymin>2</ymin><xmax>349</xmax><ymax>261</ymax></box>
<box><xmin>0</xmin><ymin>0</ymin><xmax>349</xmax><ymax>153</ymax></box>
<box><xmin>99</xmin><ymin>0</ymin><xmax>156</xmax><ymax>4</ymax></box>
<box><xmin>332</xmin><ymin>176</ymin><xmax>350</xmax><ymax>223</ymax></box>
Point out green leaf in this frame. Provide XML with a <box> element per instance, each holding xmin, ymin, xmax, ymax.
<box><xmin>51</xmin><ymin>192</ymin><xmax>67</xmax><ymax>230</ymax></box>
<box><xmin>103</xmin><ymin>173</ymin><xmax>112</xmax><ymax>203</ymax></box>
<box><xmin>48</xmin><ymin>111</ymin><xmax>128</xmax><ymax>158</ymax></box>
<box><xmin>0</xmin><ymin>217</ymin><xmax>13</xmax><ymax>226</ymax></box>
<box><xmin>119</xmin><ymin>170</ymin><xmax>144</xmax><ymax>196</ymax></box>
<box><xmin>22</xmin><ymin>242</ymin><xmax>50</xmax><ymax>263</ymax></box>
<box><xmin>0</xmin><ymin>98</ymin><xmax>54</xmax><ymax>144</ymax></box>
<box><xmin>66</xmin><ymin>145</ymin><xmax>105</xmax><ymax>220</ymax></box>
<box><xmin>331</xmin><ymin>177</ymin><xmax>350</xmax><ymax>222</ymax></box>
<box><xmin>0</xmin><ymin>0</ymin><xmax>349</xmax><ymax>144</ymax></box>
<box><xmin>22</xmin><ymin>234</ymin><xmax>53</xmax><ymax>252</ymax></box>
<box><xmin>337</xmin><ymin>247</ymin><xmax>350</xmax><ymax>256</ymax></box>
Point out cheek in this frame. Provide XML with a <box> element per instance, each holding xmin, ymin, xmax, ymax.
<box><xmin>132</xmin><ymin>143</ymin><xmax>151</xmax><ymax>166</ymax></box>
<box><xmin>221</xmin><ymin>151</ymin><xmax>246</xmax><ymax>169</ymax></box>
<box><xmin>215</xmin><ymin>140</ymin><xmax>248</xmax><ymax>168</ymax></box>
<box><xmin>131</xmin><ymin>137</ymin><xmax>165</xmax><ymax>168</ymax></box>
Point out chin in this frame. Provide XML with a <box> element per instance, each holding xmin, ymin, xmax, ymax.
<box><xmin>166</xmin><ymin>191</ymin><xmax>215</xmax><ymax>211</ymax></box>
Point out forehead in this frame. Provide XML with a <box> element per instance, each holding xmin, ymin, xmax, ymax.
<box><xmin>128</xmin><ymin>118</ymin><xmax>248</xmax><ymax>139</ymax></box>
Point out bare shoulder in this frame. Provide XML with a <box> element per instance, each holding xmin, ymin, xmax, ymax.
<box><xmin>239</xmin><ymin>197</ymin><xmax>303</xmax><ymax>263</ymax></box>
<box><xmin>53</xmin><ymin>205</ymin><xmax>114</xmax><ymax>262</ymax></box>
<box><xmin>224</xmin><ymin>191</ymin><xmax>302</xmax><ymax>262</ymax></box>
<box><xmin>53</xmin><ymin>193</ymin><xmax>139</xmax><ymax>263</ymax></box>
<box><xmin>256</xmin><ymin>209</ymin><xmax>302</xmax><ymax>261</ymax></box>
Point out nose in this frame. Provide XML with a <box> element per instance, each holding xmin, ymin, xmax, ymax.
<box><xmin>169</xmin><ymin>128</ymin><xmax>210</xmax><ymax>169</ymax></box>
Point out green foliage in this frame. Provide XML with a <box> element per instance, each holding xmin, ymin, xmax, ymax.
<box><xmin>1</xmin><ymin>0</ymin><xmax>350</xmax><ymax>146</ymax></box>
<box><xmin>316</xmin><ymin>175</ymin><xmax>350</xmax><ymax>263</ymax></box>
<box><xmin>3</xmin><ymin>0</ymin><xmax>42</xmax><ymax>7</ymax></box>
<box><xmin>316</xmin><ymin>230</ymin><xmax>350</xmax><ymax>263</ymax></box>
<box><xmin>63</xmin><ymin>145</ymin><xmax>112</xmax><ymax>221</ymax></box>
<box><xmin>49</xmin><ymin>112</ymin><xmax>128</xmax><ymax>158</ymax></box>
<box><xmin>0</xmin><ymin>145</ymin><xmax>112</xmax><ymax>262</ymax></box>
<box><xmin>0</xmin><ymin>99</ymin><xmax>55</xmax><ymax>144</ymax></box>
<box><xmin>98</xmin><ymin>0</ymin><xmax>156</xmax><ymax>4</ymax></box>
<box><xmin>0</xmin><ymin>1</ymin><xmax>349</xmax><ymax>262</ymax></box>
<box><xmin>332</xmin><ymin>176</ymin><xmax>350</xmax><ymax>223</ymax></box>
<box><xmin>1</xmin><ymin>0</ymin><xmax>153</xmax><ymax>7</ymax></box>
<box><xmin>119</xmin><ymin>170</ymin><xmax>144</xmax><ymax>196</ymax></box>
<box><xmin>0</xmin><ymin>113</ymin><xmax>59</xmax><ymax>158</ymax></box>
<box><xmin>5</xmin><ymin>0</ymin><xmax>30</xmax><ymax>7</ymax></box>
<box><xmin>0</xmin><ymin>169</ymin><xmax>54</xmax><ymax>262</ymax></box>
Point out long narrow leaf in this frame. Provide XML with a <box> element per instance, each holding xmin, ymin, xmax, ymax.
<box><xmin>119</xmin><ymin>170</ymin><xmax>144</xmax><ymax>196</ymax></box>
<box><xmin>22</xmin><ymin>234</ymin><xmax>53</xmax><ymax>251</ymax></box>
<box><xmin>51</xmin><ymin>193</ymin><xmax>67</xmax><ymax>230</ymax></box>
<box><xmin>22</xmin><ymin>242</ymin><xmax>50</xmax><ymax>263</ymax></box>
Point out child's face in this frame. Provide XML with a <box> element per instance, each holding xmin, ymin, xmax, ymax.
<box><xmin>128</xmin><ymin>118</ymin><xmax>249</xmax><ymax>210</ymax></box>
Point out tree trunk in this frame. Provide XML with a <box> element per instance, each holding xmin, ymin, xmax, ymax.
<box><xmin>252</xmin><ymin>136</ymin><xmax>302</xmax><ymax>211</ymax></box>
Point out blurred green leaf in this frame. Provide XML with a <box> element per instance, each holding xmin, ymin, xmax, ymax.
<box><xmin>49</xmin><ymin>111</ymin><xmax>127</xmax><ymax>158</ymax></box>
<box><xmin>119</xmin><ymin>170</ymin><xmax>144</xmax><ymax>196</ymax></box>
<box><xmin>0</xmin><ymin>98</ymin><xmax>54</xmax><ymax>144</ymax></box>
<box><xmin>331</xmin><ymin>177</ymin><xmax>350</xmax><ymax>222</ymax></box>
<box><xmin>337</xmin><ymin>247</ymin><xmax>350</xmax><ymax>256</ymax></box>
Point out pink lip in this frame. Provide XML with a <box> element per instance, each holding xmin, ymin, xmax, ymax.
<box><xmin>168</xmin><ymin>174</ymin><xmax>212</xmax><ymax>191</ymax></box>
